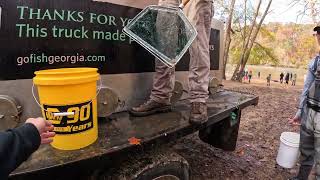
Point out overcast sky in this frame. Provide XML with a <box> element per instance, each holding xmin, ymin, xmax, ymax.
<box><xmin>263</xmin><ymin>0</ymin><xmax>313</xmax><ymax>24</ymax></box>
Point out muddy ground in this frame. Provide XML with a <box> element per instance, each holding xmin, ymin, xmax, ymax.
<box><xmin>174</xmin><ymin>79</ymin><xmax>309</xmax><ymax>180</ymax></box>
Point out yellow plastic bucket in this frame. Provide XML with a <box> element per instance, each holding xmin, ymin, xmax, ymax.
<box><xmin>33</xmin><ymin>68</ymin><xmax>99</xmax><ymax>150</ymax></box>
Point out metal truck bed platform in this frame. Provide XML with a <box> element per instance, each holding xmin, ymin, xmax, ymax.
<box><xmin>10</xmin><ymin>90</ymin><xmax>258</xmax><ymax>179</ymax></box>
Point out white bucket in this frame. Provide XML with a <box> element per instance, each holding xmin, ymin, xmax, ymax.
<box><xmin>276</xmin><ymin>132</ymin><xmax>300</xmax><ymax>168</ymax></box>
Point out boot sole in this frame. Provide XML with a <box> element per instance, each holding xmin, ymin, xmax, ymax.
<box><xmin>129</xmin><ymin>106</ymin><xmax>172</xmax><ymax>117</ymax></box>
<box><xmin>189</xmin><ymin>116</ymin><xmax>208</xmax><ymax>125</ymax></box>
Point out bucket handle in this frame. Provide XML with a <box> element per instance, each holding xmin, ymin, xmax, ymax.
<box><xmin>32</xmin><ymin>77</ymin><xmax>102</xmax><ymax>117</ymax></box>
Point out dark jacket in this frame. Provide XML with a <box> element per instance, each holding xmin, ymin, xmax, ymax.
<box><xmin>0</xmin><ymin>123</ymin><xmax>40</xmax><ymax>179</ymax></box>
<box><xmin>285</xmin><ymin>73</ymin><xmax>290</xmax><ymax>81</ymax></box>
<box><xmin>280</xmin><ymin>73</ymin><xmax>284</xmax><ymax>79</ymax></box>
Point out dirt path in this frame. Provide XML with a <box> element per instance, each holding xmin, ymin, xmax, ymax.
<box><xmin>174</xmin><ymin>79</ymin><xmax>307</xmax><ymax>180</ymax></box>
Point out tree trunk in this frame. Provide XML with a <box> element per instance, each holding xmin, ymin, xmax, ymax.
<box><xmin>242</xmin><ymin>0</ymin><xmax>247</xmax><ymax>51</ymax></box>
<box><xmin>232</xmin><ymin>0</ymin><xmax>246</xmax><ymax>76</ymax></box>
<box><xmin>231</xmin><ymin>63</ymin><xmax>241</xmax><ymax>80</ymax></box>
<box><xmin>241</xmin><ymin>0</ymin><xmax>273</xmax><ymax>68</ymax></box>
<box><xmin>231</xmin><ymin>0</ymin><xmax>273</xmax><ymax>81</ymax></box>
<box><xmin>222</xmin><ymin>0</ymin><xmax>236</xmax><ymax>80</ymax></box>
<box><xmin>231</xmin><ymin>0</ymin><xmax>262</xmax><ymax>81</ymax></box>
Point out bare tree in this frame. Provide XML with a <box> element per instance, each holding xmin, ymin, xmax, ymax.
<box><xmin>310</xmin><ymin>0</ymin><xmax>318</xmax><ymax>23</ymax></box>
<box><xmin>222</xmin><ymin>0</ymin><xmax>236</xmax><ymax>79</ymax></box>
<box><xmin>290</xmin><ymin>0</ymin><xmax>320</xmax><ymax>24</ymax></box>
<box><xmin>242</xmin><ymin>0</ymin><xmax>248</xmax><ymax>51</ymax></box>
<box><xmin>231</xmin><ymin>0</ymin><xmax>273</xmax><ymax>81</ymax></box>
<box><xmin>231</xmin><ymin>0</ymin><xmax>261</xmax><ymax>81</ymax></box>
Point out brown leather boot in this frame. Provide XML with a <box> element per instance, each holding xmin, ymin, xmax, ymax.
<box><xmin>129</xmin><ymin>99</ymin><xmax>172</xmax><ymax>117</ymax></box>
<box><xmin>189</xmin><ymin>102</ymin><xmax>208</xmax><ymax>125</ymax></box>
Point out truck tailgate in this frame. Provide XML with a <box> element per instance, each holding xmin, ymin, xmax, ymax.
<box><xmin>10</xmin><ymin>90</ymin><xmax>258</xmax><ymax>179</ymax></box>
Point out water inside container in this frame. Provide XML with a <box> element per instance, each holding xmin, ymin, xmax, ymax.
<box><xmin>123</xmin><ymin>5</ymin><xmax>197</xmax><ymax>68</ymax></box>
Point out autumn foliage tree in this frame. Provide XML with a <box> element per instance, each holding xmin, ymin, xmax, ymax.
<box><xmin>231</xmin><ymin>0</ymin><xmax>273</xmax><ymax>81</ymax></box>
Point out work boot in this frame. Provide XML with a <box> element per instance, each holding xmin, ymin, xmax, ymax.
<box><xmin>129</xmin><ymin>99</ymin><xmax>172</xmax><ymax>117</ymax></box>
<box><xmin>189</xmin><ymin>102</ymin><xmax>208</xmax><ymax>125</ymax></box>
<box><xmin>289</xmin><ymin>165</ymin><xmax>313</xmax><ymax>180</ymax></box>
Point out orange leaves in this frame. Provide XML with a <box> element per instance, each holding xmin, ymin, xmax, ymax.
<box><xmin>236</xmin><ymin>148</ymin><xmax>245</xmax><ymax>156</ymax></box>
<box><xmin>128</xmin><ymin>137</ymin><xmax>141</xmax><ymax>145</ymax></box>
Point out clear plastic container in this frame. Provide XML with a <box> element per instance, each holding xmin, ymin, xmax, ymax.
<box><xmin>123</xmin><ymin>5</ymin><xmax>197</xmax><ymax>68</ymax></box>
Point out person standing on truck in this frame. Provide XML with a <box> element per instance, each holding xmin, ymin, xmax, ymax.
<box><xmin>288</xmin><ymin>26</ymin><xmax>320</xmax><ymax>180</ymax></box>
<box><xmin>129</xmin><ymin>0</ymin><xmax>214</xmax><ymax>125</ymax></box>
<box><xmin>0</xmin><ymin>117</ymin><xmax>55</xmax><ymax>179</ymax></box>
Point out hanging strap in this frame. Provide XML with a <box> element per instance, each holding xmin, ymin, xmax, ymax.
<box><xmin>312</xmin><ymin>55</ymin><xmax>320</xmax><ymax>75</ymax></box>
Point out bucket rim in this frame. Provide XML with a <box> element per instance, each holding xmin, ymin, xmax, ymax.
<box><xmin>33</xmin><ymin>68</ymin><xmax>99</xmax><ymax>86</ymax></box>
<box><xmin>35</xmin><ymin>68</ymin><xmax>98</xmax><ymax>75</ymax></box>
<box><xmin>280</xmin><ymin>132</ymin><xmax>300</xmax><ymax>147</ymax></box>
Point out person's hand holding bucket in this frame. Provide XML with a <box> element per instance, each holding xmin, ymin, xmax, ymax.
<box><xmin>288</xmin><ymin>116</ymin><xmax>301</xmax><ymax>126</ymax></box>
<box><xmin>26</xmin><ymin>117</ymin><xmax>55</xmax><ymax>144</ymax></box>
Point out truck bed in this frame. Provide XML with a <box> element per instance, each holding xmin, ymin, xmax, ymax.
<box><xmin>10</xmin><ymin>90</ymin><xmax>258</xmax><ymax>179</ymax></box>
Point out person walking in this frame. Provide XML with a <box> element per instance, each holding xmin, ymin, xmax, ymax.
<box><xmin>292</xmin><ymin>73</ymin><xmax>297</xmax><ymax>86</ymax></box>
<box><xmin>289</xmin><ymin>25</ymin><xmax>320</xmax><ymax>180</ymax></box>
<box><xmin>245</xmin><ymin>70</ymin><xmax>248</xmax><ymax>81</ymax></box>
<box><xmin>285</xmin><ymin>72</ymin><xmax>290</xmax><ymax>85</ymax></box>
<box><xmin>241</xmin><ymin>70</ymin><xmax>246</xmax><ymax>82</ymax></box>
<box><xmin>280</xmin><ymin>72</ymin><xmax>284</xmax><ymax>84</ymax></box>
<box><xmin>129</xmin><ymin>0</ymin><xmax>214</xmax><ymax>125</ymax></box>
<box><xmin>266</xmin><ymin>74</ymin><xmax>271</xmax><ymax>86</ymax></box>
<box><xmin>248</xmin><ymin>70</ymin><xmax>253</xmax><ymax>83</ymax></box>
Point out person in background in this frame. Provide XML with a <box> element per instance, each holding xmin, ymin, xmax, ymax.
<box><xmin>292</xmin><ymin>73</ymin><xmax>297</xmax><ymax>86</ymax></box>
<box><xmin>285</xmin><ymin>72</ymin><xmax>290</xmax><ymax>85</ymax></box>
<box><xmin>258</xmin><ymin>71</ymin><xmax>261</xmax><ymax>79</ymax></box>
<box><xmin>245</xmin><ymin>70</ymin><xmax>248</xmax><ymax>81</ymax></box>
<box><xmin>248</xmin><ymin>70</ymin><xmax>253</xmax><ymax>83</ymax></box>
<box><xmin>0</xmin><ymin>117</ymin><xmax>55</xmax><ymax>179</ymax></box>
<box><xmin>129</xmin><ymin>0</ymin><xmax>214</xmax><ymax>125</ymax></box>
<box><xmin>289</xmin><ymin>25</ymin><xmax>320</xmax><ymax>180</ymax></box>
<box><xmin>266</xmin><ymin>74</ymin><xmax>271</xmax><ymax>86</ymax></box>
<box><xmin>242</xmin><ymin>70</ymin><xmax>246</xmax><ymax>82</ymax></box>
<box><xmin>290</xmin><ymin>73</ymin><xmax>293</xmax><ymax>81</ymax></box>
<box><xmin>280</xmin><ymin>72</ymin><xmax>284</xmax><ymax>84</ymax></box>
